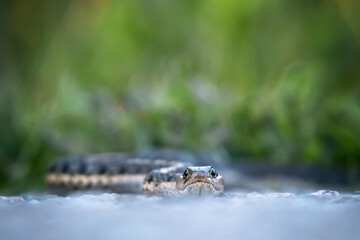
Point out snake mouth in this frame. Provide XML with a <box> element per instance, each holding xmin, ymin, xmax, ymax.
<box><xmin>183</xmin><ymin>180</ymin><xmax>221</xmax><ymax>191</ymax></box>
<box><xmin>179</xmin><ymin>181</ymin><xmax>222</xmax><ymax>196</ymax></box>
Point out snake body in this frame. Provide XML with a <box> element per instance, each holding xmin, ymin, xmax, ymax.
<box><xmin>46</xmin><ymin>150</ymin><xmax>224</xmax><ymax>197</ymax></box>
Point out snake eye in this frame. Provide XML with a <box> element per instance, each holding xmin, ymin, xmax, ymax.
<box><xmin>210</xmin><ymin>168</ymin><xmax>217</xmax><ymax>177</ymax></box>
<box><xmin>183</xmin><ymin>169</ymin><xmax>189</xmax><ymax>178</ymax></box>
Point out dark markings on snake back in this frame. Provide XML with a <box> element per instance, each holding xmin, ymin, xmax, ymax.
<box><xmin>147</xmin><ymin>175</ymin><xmax>153</xmax><ymax>183</ymax></box>
<box><xmin>61</xmin><ymin>162</ymin><xmax>69</xmax><ymax>173</ymax></box>
<box><xmin>118</xmin><ymin>166</ymin><xmax>126</xmax><ymax>174</ymax></box>
<box><xmin>98</xmin><ymin>164</ymin><xmax>107</xmax><ymax>174</ymax></box>
<box><xmin>84</xmin><ymin>182</ymin><xmax>92</xmax><ymax>189</ymax></box>
<box><xmin>97</xmin><ymin>179</ymin><xmax>104</xmax><ymax>186</ymax></box>
<box><xmin>78</xmin><ymin>161</ymin><xmax>86</xmax><ymax>174</ymax></box>
<box><xmin>77</xmin><ymin>180</ymin><xmax>83</xmax><ymax>187</ymax></box>
<box><xmin>49</xmin><ymin>163</ymin><xmax>57</xmax><ymax>173</ymax></box>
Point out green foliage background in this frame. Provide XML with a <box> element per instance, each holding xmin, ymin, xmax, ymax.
<box><xmin>1</xmin><ymin>0</ymin><xmax>360</xmax><ymax>192</ymax></box>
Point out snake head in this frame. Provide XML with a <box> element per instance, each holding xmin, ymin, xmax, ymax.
<box><xmin>176</xmin><ymin>166</ymin><xmax>224</xmax><ymax>196</ymax></box>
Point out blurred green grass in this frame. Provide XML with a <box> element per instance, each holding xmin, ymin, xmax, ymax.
<box><xmin>0</xmin><ymin>0</ymin><xmax>360</xmax><ymax>192</ymax></box>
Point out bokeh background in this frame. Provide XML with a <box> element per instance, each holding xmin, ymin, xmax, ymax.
<box><xmin>1</xmin><ymin>0</ymin><xmax>360</xmax><ymax>193</ymax></box>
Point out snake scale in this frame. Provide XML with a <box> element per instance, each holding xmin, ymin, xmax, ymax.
<box><xmin>46</xmin><ymin>150</ymin><xmax>224</xmax><ymax>197</ymax></box>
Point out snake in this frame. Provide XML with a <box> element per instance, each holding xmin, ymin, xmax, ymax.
<box><xmin>45</xmin><ymin>150</ymin><xmax>225</xmax><ymax>197</ymax></box>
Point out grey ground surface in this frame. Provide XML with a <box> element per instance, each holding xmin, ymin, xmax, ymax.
<box><xmin>1</xmin><ymin>190</ymin><xmax>360</xmax><ymax>240</ymax></box>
